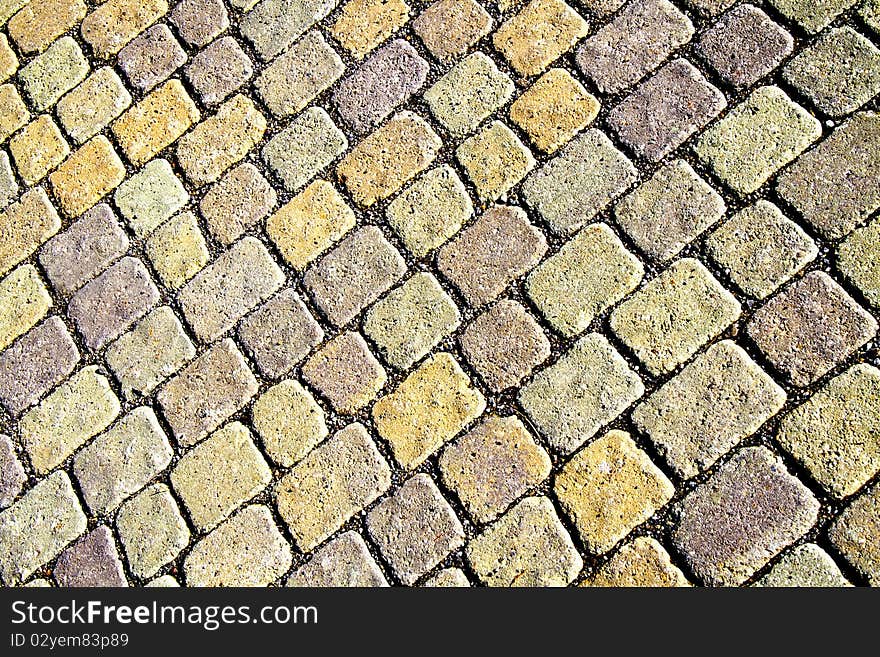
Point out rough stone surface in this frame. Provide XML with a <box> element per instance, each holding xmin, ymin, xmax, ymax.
<box><xmin>303</xmin><ymin>332</ymin><xmax>387</xmax><ymax>414</ymax></box>
<box><xmin>185</xmin><ymin>37</ymin><xmax>253</xmax><ymax>107</ymax></box>
<box><xmin>633</xmin><ymin>340</ymin><xmax>786</xmax><ymax>479</ymax></box>
<box><xmin>373</xmin><ymin>352</ymin><xmax>485</xmax><ymax>469</ymax></box>
<box><xmin>201</xmin><ymin>164</ymin><xmax>277</xmax><ymax>246</ymax></box>
<box><xmin>0</xmin><ymin>264</ymin><xmax>52</xmax><ymax>353</ymax></box>
<box><xmin>440</xmin><ymin>414</ymin><xmax>551</xmax><ymax>523</ymax></box>
<box><xmin>466</xmin><ymin>496</ymin><xmax>582</xmax><ymax>586</ymax></box>
<box><xmin>287</xmin><ymin>531</ymin><xmax>388</xmax><ymax>587</ymax></box>
<box><xmin>746</xmin><ymin>271</ymin><xmax>877</xmax><ymax>387</ymax></box>
<box><xmin>838</xmin><ymin>216</ymin><xmax>880</xmax><ymax>310</ymax></box>
<box><xmin>672</xmin><ymin>447</ymin><xmax>820</xmax><ymax>586</ymax></box>
<box><xmin>276</xmin><ymin>423</ymin><xmax>391</xmax><ymax>551</ymax></box>
<box><xmin>413</xmin><ymin>0</ymin><xmax>492</xmax><ymax>62</ymax></box>
<box><xmin>0</xmin><ymin>189</ymin><xmax>60</xmax><ymax>278</ymax></box>
<box><xmin>54</xmin><ymin>526</ymin><xmax>127</xmax><ymax>587</ymax></box>
<box><xmin>829</xmin><ymin>484</ymin><xmax>880</xmax><ymax>585</ymax></box>
<box><xmin>526</xmin><ymin>223</ymin><xmax>642</xmax><ymax>336</ymax></box>
<box><xmin>114</xmin><ymin>159</ymin><xmax>189</xmax><ymax>238</ymax></box>
<box><xmin>367</xmin><ymin>474</ymin><xmax>465</xmax><ymax>584</ymax></box>
<box><xmin>117</xmin><ymin>24</ymin><xmax>187</xmax><ymax>92</ymax></box>
<box><xmin>0</xmin><ymin>435</ymin><xmax>25</xmax><ymax>509</ymax></box>
<box><xmin>252</xmin><ymin>379</ymin><xmax>328</xmax><ymax>467</ymax></box>
<box><xmin>117</xmin><ymin>483</ymin><xmax>190</xmax><ymax>579</ymax></box>
<box><xmin>519</xmin><ymin>333</ymin><xmax>644</xmax><ymax>454</ymax></box>
<box><xmin>584</xmin><ymin>537</ymin><xmax>690</xmax><ymax>587</ymax></box>
<box><xmin>330</xmin><ymin>0</ymin><xmax>409</xmax><ymax>60</ymax></box>
<box><xmin>611</xmin><ymin>258</ymin><xmax>741</xmax><ymax>376</ymax></box>
<box><xmin>456</xmin><ymin>121</ymin><xmax>534</xmax><ymax>202</ymax></box>
<box><xmin>438</xmin><ymin>205</ymin><xmax>546</xmax><ymax>307</ymax></box>
<box><xmin>754</xmin><ymin>544</ymin><xmax>851</xmax><ymax>587</ymax></box>
<box><xmin>555</xmin><ymin>430</ymin><xmax>674</xmax><ymax>554</ymax></box>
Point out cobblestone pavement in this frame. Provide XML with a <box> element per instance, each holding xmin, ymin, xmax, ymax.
<box><xmin>1</xmin><ymin>0</ymin><xmax>879</xmax><ymax>588</ymax></box>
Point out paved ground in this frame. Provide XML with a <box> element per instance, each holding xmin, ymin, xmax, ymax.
<box><xmin>0</xmin><ymin>0</ymin><xmax>879</xmax><ymax>588</ymax></box>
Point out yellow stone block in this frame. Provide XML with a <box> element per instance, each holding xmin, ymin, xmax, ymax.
<box><xmin>113</xmin><ymin>79</ymin><xmax>199</xmax><ymax>166</ymax></box>
<box><xmin>7</xmin><ymin>0</ymin><xmax>86</xmax><ymax>54</ymax></box>
<box><xmin>145</xmin><ymin>211</ymin><xmax>209</xmax><ymax>289</ymax></box>
<box><xmin>493</xmin><ymin>0</ymin><xmax>589</xmax><ymax>76</ymax></box>
<box><xmin>20</xmin><ymin>366</ymin><xmax>120</xmax><ymax>474</ymax></box>
<box><xmin>0</xmin><ymin>84</ymin><xmax>28</xmax><ymax>142</ymax></box>
<box><xmin>50</xmin><ymin>136</ymin><xmax>126</xmax><ymax>217</ymax></box>
<box><xmin>337</xmin><ymin>111</ymin><xmax>441</xmax><ymax>207</ymax></box>
<box><xmin>9</xmin><ymin>115</ymin><xmax>69</xmax><ymax>185</ymax></box>
<box><xmin>267</xmin><ymin>179</ymin><xmax>355</xmax><ymax>270</ymax></box>
<box><xmin>554</xmin><ymin>430</ymin><xmax>674</xmax><ymax>554</ymax></box>
<box><xmin>0</xmin><ymin>187</ymin><xmax>60</xmax><ymax>277</ymax></box>
<box><xmin>252</xmin><ymin>380</ymin><xmax>328</xmax><ymax>468</ymax></box>
<box><xmin>583</xmin><ymin>537</ymin><xmax>691</xmax><ymax>587</ymax></box>
<box><xmin>0</xmin><ymin>34</ymin><xmax>18</xmax><ymax>82</ymax></box>
<box><xmin>0</xmin><ymin>264</ymin><xmax>52</xmax><ymax>352</ymax></box>
<box><xmin>331</xmin><ymin>0</ymin><xmax>410</xmax><ymax>60</ymax></box>
<box><xmin>456</xmin><ymin>120</ymin><xmax>534</xmax><ymax>201</ymax></box>
<box><xmin>373</xmin><ymin>352</ymin><xmax>485</xmax><ymax>469</ymax></box>
<box><xmin>510</xmin><ymin>67</ymin><xmax>599</xmax><ymax>153</ymax></box>
<box><xmin>81</xmin><ymin>0</ymin><xmax>169</xmax><ymax>59</ymax></box>
<box><xmin>176</xmin><ymin>94</ymin><xmax>266</xmax><ymax>187</ymax></box>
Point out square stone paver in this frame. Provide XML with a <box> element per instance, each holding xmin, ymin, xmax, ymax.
<box><xmin>777</xmin><ymin>112</ymin><xmax>880</xmax><ymax>240</ymax></box>
<box><xmin>365</xmin><ymin>272</ymin><xmax>459</xmax><ymax>370</ymax></box>
<box><xmin>156</xmin><ymin>338</ymin><xmax>258</xmax><ymax>447</ymax></box>
<box><xmin>522</xmin><ymin>129</ymin><xmax>636</xmax><ymax>235</ymax></box>
<box><xmin>171</xmin><ymin>421</ymin><xmax>271</xmax><ymax>531</ymax></box>
<box><xmin>73</xmin><ymin>407</ymin><xmax>172</xmax><ymax>515</ymax></box>
<box><xmin>609</xmin><ymin>59</ymin><xmax>726</xmax><ymax>163</ymax></box>
<box><xmin>179</xmin><ymin>236</ymin><xmax>283</xmax><ymax>343</ymax></box>
<box><xmin>268</xmin><ymin>180</ymin><xmax>355</xmax><ymax>271</ymax></box>
<box><xmin>493</xmin><ymin>0</ymin><xmax>589</xmax><ymax>77</ymax></box>
<box><xmin>754</xmin><ymin>543</ymin><xmax>851</xmax><ymax>587</ymax></box>
<box><xmin>20</xmin><ymin>366</ymin><xmax>120</xmax><ymax>475</ymax></box>
<box><xmin>185</xmin><ymin>36</ymin><xmax>253</xmax><ymax>107</ymax></box>
<box><xmin>332</xmin><ymin>39</ymin><xmax>428</xmax><ymax>135</ymax></box>
<box><xmin>0</xmin><ymin>471</ymin><xmax>86</xmax><ymax>585</ymax></box>
<box><xmin>287</xmin><ymin>531</ymin><xmax>388</xmax><ymax>587</ymax></box>
<box><xmin>201</xmin><ymin>163</ymin><xmax>277</xmax><ymax>246</ymax></box>
<box><xmin>614</xmin><ymin>159</ymin><xmax>725</xmax><ymax>263</ymax></box>
<box><xmin>330</xmin><ymin>0</ymin><xmax>409</xmax><ymax>60</ymax></box>
<box><xmin>114</xmin><ymin>159</ymin><xmax>189</xmax><ymax>238</ymax></box>
<box><xmin>263</xmin><ymin>107</ymin><xmax>347</xmax><ymax>193</ymax></box>
<box><xmin>19</xmin><ymin>36</ymin><xmax>88</xmax><ymax>112</ymax></box>
<box><xmin>696</xmin><ymin>85</ymin><xmax>820</xmax><ymax>195</ymax></box>
<box><xmin>519</xmin><ymin>333</ymin><xmax>644</xmax><ymax>454</ymax></box>
<box><xmin>238</xmin><ymin>289</ymin><xmax>324</xmax><ymax>380</ymax></box>
<box><xmin>633</xmin><ymin>340</ymin><xmax>786</xmax><ymax>479</ymax></box>
<box><xmin>276</xmin><ymin>423</ymin><xmax>391</xmax><ymax>551</ymax></box>
<box><xmin>526</xmin><ymin>223</ymin><xmax>643</xmax><ymax>337</ymax></box>
<box><xmin>304</xmin><ymin>226</ymin><xmax>406</xmax><ymax>327</ymax></box>
<box><xmin>456</xmin><ymin>121</ymin><xmax>535</xmax><ymax>202</ymax></box>
<box><xmin>777</xmin><ymin>364</ymin><xmax>880</xmax><ymax>498</ymax></box>
<box><xmin>783</xmin><ymin>26</ymin><xmax>880</xmax><ymax>118</ymax></box>
<box><xmin>460</xmin><ymin>300</ymin><xmax>551</xmax><ymax>392</ymax></box>
<box><xmin>0</xmin><ymin>264</ymin><xmax>52</xmax><ymax>352</ymax></box>
<box><xmin>610</xmin><ymin>258</ymin><xmax>741</xmax><ymax>376</ymax></box>
<box><xmin>49</xmin><ymin>136</ymin><xmax>126</xmax><ymax>219</ymax></box>
<box><xmin>117</xmin><ymin>483</ymin><xmax>190</xmax><ymax>580</ymax></box>
<box><xmin>302</xmin><ymin>332</ymin><xmax>387</xmax><ymax>414</ymax></box>
<box><xmin>838</xmin><ymin>216</ymin><xmax>880</xmax><ymax>309</ymax></box>
<box><xmin>80</xmin><ymin>0</ymin><xmax>168</xmax><ymax>59</ymax></box>
<box><xmin>145</xmin><ymin>211</ymin><xmax>209</xmax><ymax>290</ymax></box>
<box><xmin>746</xmin><ymin>271</ymin><xmax>877</xmax><ymax>387</ymax></box>
<box><xmin>184</xmin><ymin>505</ymin><xmax>292</xmax><ymax>586</ymax></box>
<box><xmin>0</xmin><ymin>189</ymin><xmax>60</xmax><ymax>279</ymax></box>
<box><xmin>438</xmin><ymin>205</ymin><xmax>547</xmax><ymax>307</ymax></box>
<box><xmin>706</xmin><ymin>200</ymin><xmax>818</xmax><ymax>299</ymax></box>
<box><xmin>171</xmin><ymin>0</ymin><xmax>229</xmax><ymax>47</ymax></box>
<box><xmin>105</xmin><ymin>306</ymin><xmax>195</xmax><ymax>400</ymax></box>
<box><xmin>56</xmin><ymin>67</ymin><xmax>131</xmax><ymax>144</ymax></box>
<box><xmin>0</xmin><ymin>316</ymin><xmax>79</xmax><ymax>417</ymax></box>
<box><xmin>696</xmin><ymin>4</ymin><xmax>793</xmax><ymax>89</ymax></box>
<box><xmin>367</xmin><ymin>474</ymin><xmax>465</xmax><ymax>584</ymax></box>
<box><xmin>54</xmin><ymin>526</ymin><xmax>126</xmax><ymax>587</ymax></box>
<box><xmin>0</xmin><ymin>84</ymin><xmax>28</xmax><ymax>143</ymax></box>
<box><xmin>67</xmin><ymin>256</ymin><xmax>159</xmax><ymax>351</ymax></box>
<box><xmin>241</xmin><ymin>0</ymin><xmax>337</xmax><ymax>62</ymax></box>
<box><xmin>386</xmin><ymin>166</ymin><xmax>472</xmax><ymax>258</ymax></box>
<box><xmin>373</xmin><ymin>352</ymin><xmax>486</xmax><ymax>469</ymax></box>
<box><xmin>337</xmin><ymin>111</ymin><xmax>441</xmax><ymax>207</ymax></box>
<box><xmin>829</xmin><ymin>483</ymin><xmax>880</xmax><ymax>585</ymax></box>
<box><xmin>576</xmin><ymin>0</ymin><xmax>693</xmax><ymax>95</ymax></box>
<box><xmin>256</xmin><ymin>31</ymin><xmax>343</xmax><ymax>118</ymax></box>
<box><xmin>584</xmin><ymin>537</ymin><xmax>690</xmax><ymax>587</ymax></box>
<box><xmin>7</xmin><ymin>0</ymin><xmax>86</xmax><ymax>56</ymax></box>
<box><xmin>768</xmin><ymin>0</ymin><xmax>858</xmax><ymax>33</ymax></box>
<box><xmin>672</xmin><ymin>446</ymin><xmax>820</xmax><ymax>586</ymax></box>
<box><xmin>440</xmin><ymin>414</ymin><xmax>551</xmax><ymax>523</ymax></box>
<box><xmin>555</xmin><ymin>430</ymin><xmax>674</xmax><ymax>554</ymax></box>
<box><xmin>413</xmin><ymin>0</ymin><xmax>493</xmax><ymax>62</ymax></box>
<box><xmin>424</xmin><ymin>52</ymin><xmax>514</xmax><ymax>138</ymax></box>
<box><xmin>9</xmin><ymin>115</ymin><xmax>69</xmax><ymax>186</ymax></box>
<box><xmin>466</xmin><ymin>496</ymin><xmax>582</xmax><ymax>586</ymax></box>
<box><xmin>509</xmin><ymin>68</ymin><xmax>599</xmax><ymax>154</ymax></box>
<box><xmin>252</xmin><ymin>379</ymin><xmax>328</xmax><ymax>467</ymax></box>
<box><xmin>118</xmin><ymin>24</ymin><xmax>187</xmax><ymax>92</ymax></box>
